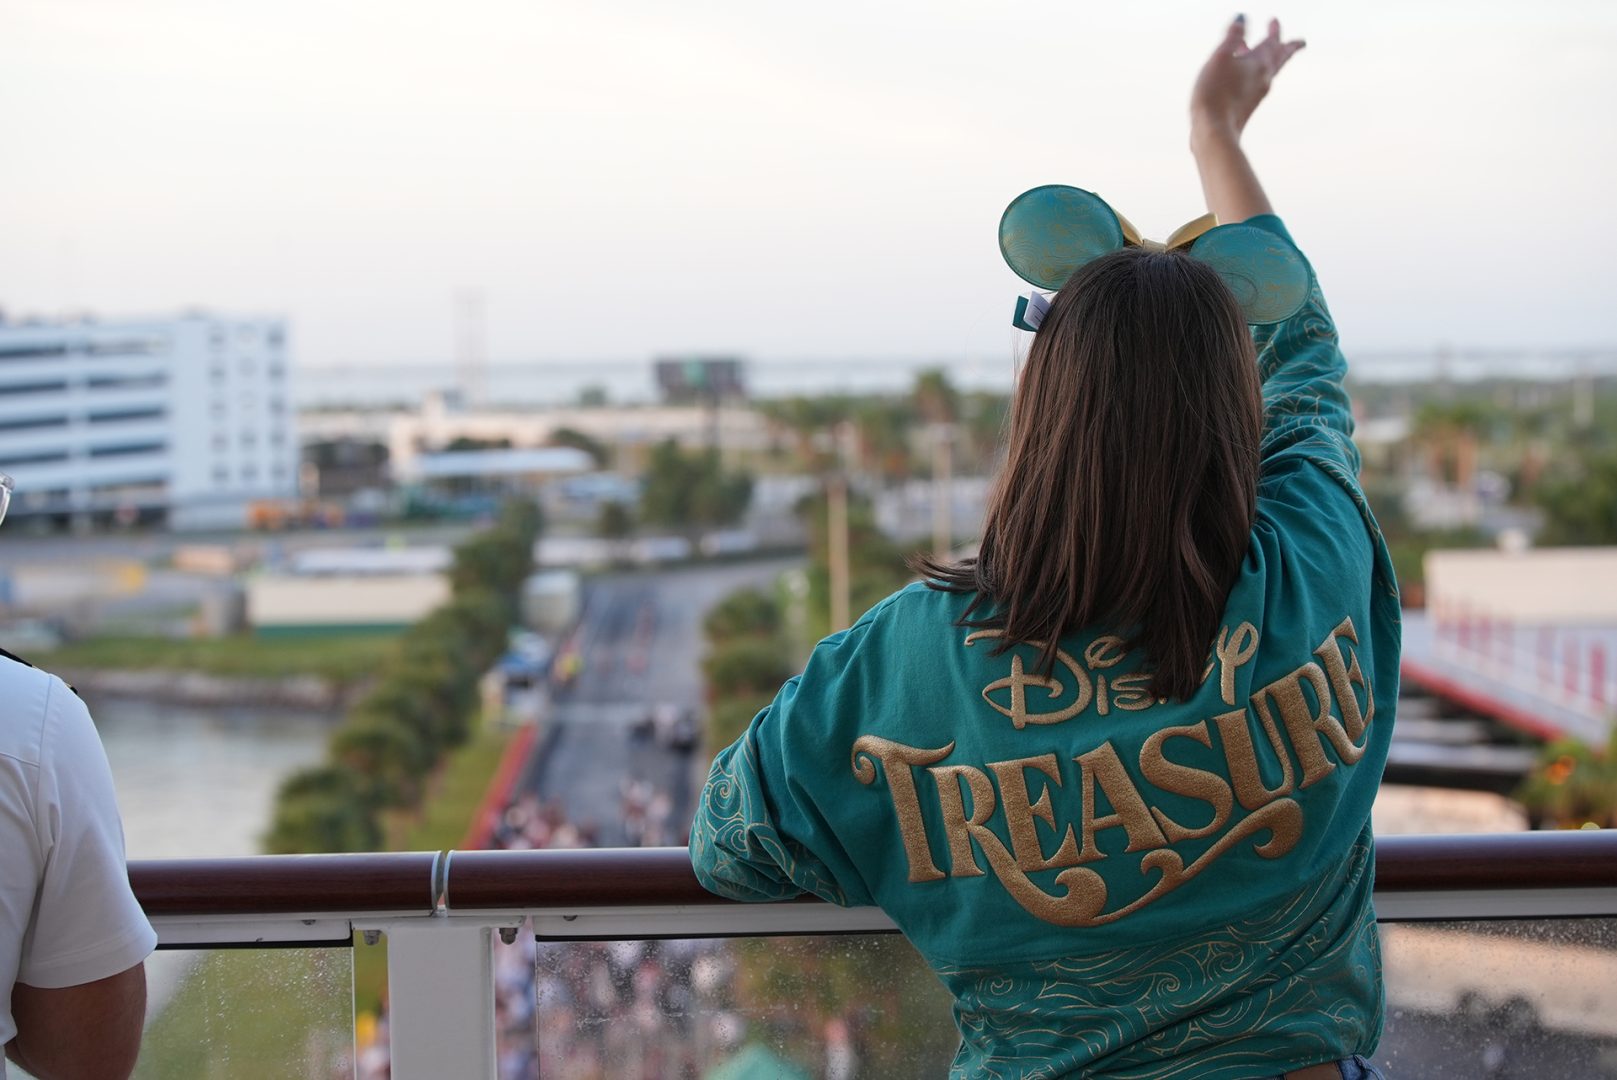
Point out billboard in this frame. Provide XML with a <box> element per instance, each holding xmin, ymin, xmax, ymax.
<box><xmin>653</xmin><ymin>356</ymin><xmax>747</xmax><ymax>404</ymax></box>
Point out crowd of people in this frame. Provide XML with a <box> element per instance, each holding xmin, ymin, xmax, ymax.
<box><xmin>360</xmin><ymin>772</ymin><xmax>853</xmax><ymax>1080</ymax></box>
<box><xmin>486</xmin><ymin>780</ymin><xmax>738</xmax><ymax>1079</ymax></box>
<box><xmin>483</xmin><ymin>779</ymin><xmax>884</xmax><ymax>1078</ymax></box>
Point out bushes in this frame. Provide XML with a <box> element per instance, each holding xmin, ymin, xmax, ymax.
<box><xmin>706</xmin><ymin>695</ymin><xmax>773</xmax><ymax>752</ymax></box>
<box><xmin>699</xmin><ymin>581</ymin><xmax>791</xmax><ymax>760</ymax></box>
<box><xmin>702</xmin><ymin>587</ymin><xmax>781</xmax><ymax>643</ymax></box>
<box><xmin>264</xmin><ymin>764</ymin><xmax>383</xmax><ymax>854</ymax></box>
<box><xmin>702</xmin><ymin>639</ymin><xmax>795</xmax><ymax>701</ymax></box>
<box><xmin>639</xmin><ymin>438</ymin><xmax>753</xmax><ymax>536</ymax></box>
<box><xmin>1517</xmin><ymin>733</ymin><xmax>1617</xmax><ymax>829</ymax></box>
<box><xmin>265</xmin><ymin>499</ymin><xmax>542</xmax><ymax>854</ymax></box>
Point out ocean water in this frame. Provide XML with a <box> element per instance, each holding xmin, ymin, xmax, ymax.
<box><xmin>294</xmin><ymin>349</ymin><xmax>1617</xmax><ymax>408</ymax></box>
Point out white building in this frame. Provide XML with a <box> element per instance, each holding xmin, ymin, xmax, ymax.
<box><xmin>298</xmin><ymin>391</ymin><xmax>773</xmax><ymax>479</ymax></box>
<box><xmin>0</xmin><ymin>313</ymin><xmax>297</xmax><ymax>529</ymax></box>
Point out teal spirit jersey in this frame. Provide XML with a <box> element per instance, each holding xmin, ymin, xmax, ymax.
<box><xmin>690</xmin><ymin>216</ymin><xmax>1400</xmax><ymax>1079</ymax></box>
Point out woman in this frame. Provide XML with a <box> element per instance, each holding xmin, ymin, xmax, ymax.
<box><xmin>690</xmin><ymin>17</ymin><xmax>1397</xmax><ymax>1080</ymax></box>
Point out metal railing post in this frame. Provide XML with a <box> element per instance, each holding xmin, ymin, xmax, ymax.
<box><xmin>383</xmin><ymin>920</ymin><xmax>498</xmax><ymax>1080</ymax></box>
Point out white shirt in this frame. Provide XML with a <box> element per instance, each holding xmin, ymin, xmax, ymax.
<box><xmin>0</xmin><ymin>653</ymin><xmax>157</xmax><ymax>1060</ymax></box>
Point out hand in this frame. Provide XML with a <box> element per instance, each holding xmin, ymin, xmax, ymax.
<box><xmin>1190</xmin><ymin>15</ymin><xmax>1305</xmax><ymax>145</ymax></box>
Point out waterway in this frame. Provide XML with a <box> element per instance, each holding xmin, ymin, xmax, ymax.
<box><xmin>94</xmin><ymin>696</ymin><xmax>335</xmax><ymax>860</ymax></box>
<box><xmin>91</xmin><ymin>697</ymin><xmax>338</xmax><ymax>1023</ymax></box>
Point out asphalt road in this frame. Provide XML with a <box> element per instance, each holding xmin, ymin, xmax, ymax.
<box><xmin>515</xmin><ymin>559</ymin><xmax>797</xmax><ymax>846</ymax></box>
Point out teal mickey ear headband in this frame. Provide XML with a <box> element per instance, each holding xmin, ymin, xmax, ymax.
<box><xmin>1000</xmin><ymin>185</ymin><xmax>1312</xmax><ymax>331</ymax></box>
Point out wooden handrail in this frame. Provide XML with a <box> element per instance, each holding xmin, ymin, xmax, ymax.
<box><xmin>128</xmin><ymin>851</ymin><xmax>440</xmax><ymax>917</ymax></box>
<box><xmin>125</xmin><ymin>832</ymin><xmax>1617</xmax><ymax>918</ymax></box>
<box><xmin>443</xmin><ymin>847</ymin><xmax>719</xmax><ymax>909</ymax></box>
<box><xmin>1371</xmin><ymin>830</ymin><xmax>1617</xmax><ymax>892</ymax></box>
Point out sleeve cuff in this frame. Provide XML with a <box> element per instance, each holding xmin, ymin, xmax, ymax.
<box><xmin>19</xmin><ymin>921</ymin><xmax>158</xmax><ymax>990</ymax></box>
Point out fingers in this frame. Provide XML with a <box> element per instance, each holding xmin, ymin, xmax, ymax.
<box><xmin>1248</xmin><ymin>17</ymin><xmax>1306</xmax><ymax>72</ymax></box>
<box><xmin>1212</xmin><ymin>13</ymin><xmax>1304</xmax><ymax>73</ymax></box>
<box><xmin>1269</xmin><ymin>33</ymin><xmax>1306</xmax><ymax>74</ymax></box>
<box><xmin>1217</xmin><ymin>14</ymin><xmax>1249</xmax><ymax>57</ymax></box>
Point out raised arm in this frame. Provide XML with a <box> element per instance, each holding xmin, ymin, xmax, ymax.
<box><xmin>1188</xmin><ymin>17</ymin><xmax>1357</xmax><ymax>478</ymax></box>
<box><xmin>1189</xmin><ymin>16</ymin><xmax>1305</xmax><ymax>224</ymax></box>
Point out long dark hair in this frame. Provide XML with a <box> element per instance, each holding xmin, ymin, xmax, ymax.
<box><xmin>915</xmin><ymin>247</ymin><xmax>1262</xmax><ymax>701</ymax></box>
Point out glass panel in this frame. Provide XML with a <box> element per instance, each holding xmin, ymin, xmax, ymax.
<box><xmin>520</xmin><ymin>919</ymin><xmax>1617</xmax><ymax>1079</ymax></box>
<box><xmin>1379</xmin><ymin>918</ymin><xmax>1617</xmax><ymax>1078</ymax></box>
<box><xmin>133</xmin><ymin>945</ymin><xmax>354</xmax><ymax>1080</ymax></box>
<box><xmin>530</xmin><ymin>934</ymin><xmax>956</xmax><ymax>1079</ymax></box>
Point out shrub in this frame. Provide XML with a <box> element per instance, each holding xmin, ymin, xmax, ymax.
<box><xmin>702</xmin><ymin>588</ymin><xmax>782</xmax><ymax>644</ymax></box>
<box><xmin>702</xmin><ymin>639</ymin><xmax>794</xmax><ymax>700</ymax></box>
<box><xmin>331</xmin><ymin>715</ymin><xmax>433</xmax><ymax>810</ymax></box>
<box><xmin>705</xmin><ymin>694</ymin><xmax>774</xmax><ymax>755</ymax></box>
<box><xmin>265</xmin><ymin>497</ymin><xmax>539</xmax><ymax>853</ymax></box>
<box><xmin>265</xmin><ymin>765</ymin><xmax>380</xmax><ymax>853</ymax></box>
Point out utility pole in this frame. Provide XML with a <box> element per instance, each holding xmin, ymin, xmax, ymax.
<box><xmin>454</xmin><ymin>290</ymin><xmax>486</xmax><ymax>410</ymax></box>
<box><xmin>827</xmin><ymin>420</ymin><xmax>854</xmax><ymax>631</ymax></box>
<box><xmin>932</xmin><ymin>422</ymin><xmax>954</xmax><ymax>560</ymax></box>
<box><xmin>1573</xmin><ymin>361</ymin><xmax>1594</xmax><ymax>430</ymax></box>
<box><xmin>828</xmin><ymin>472</ymin><xmax>850</xmax><ymax>631</ymax></box>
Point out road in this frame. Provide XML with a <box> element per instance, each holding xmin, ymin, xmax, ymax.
<box><xmin>515</xmin><ymin>559</ymin><xmax>797</xmax><ymax>846</ymax></box>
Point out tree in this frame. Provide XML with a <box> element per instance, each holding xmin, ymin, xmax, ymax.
<box><xmin>1534</xmin><ymin>452</ymin><xmax>1617</xmax><ymax>545</ymax></box>
<box><xmin>264</xmin><ymin>765</ymin><xmax>381</xmax><ymax>853</ymax></box>
<box><xmin>597</xmin><ymin>500</ymin><xmax>635</xmax><ymax>541</ymax></box>
<box><xmin>702</xmin><ymin>588</ymin><xmax>781</xmax><ymax>643</ymax></box>
<box><xmin>265</xmin><ymin>495</ymin><xmax>544</xmax><ymax>855</ymax></box>
<box><xmin>759</xmin><ymin>396</ymin><xmax>851</xmax><ymax>471</ymax></box>
<box><xmin>705</xmin><ymin>695</ymin><xmax>774</xmax><ymax>754</ymax></box>
<box><xmin>702</xmin><ymin>639</ymin><xmax>795</xmax><ymax>700</ymax></box>
<box><xmin>358</xmin><ymin>665</ymin><xmax>473</xmax><ymax>756</ymax></box>
<box><xmin>330</xmin><ymin>716</ymin><xmax>431</xmax><ymax>810</ymax></box>
<box><xmin>960</xmin><ymin>391</ymin><xmax>1011</xmax><ymax>473</ymax></box>
<box><xmin>852</xmin><ymin>399</ymin><xmax>918</xmax><ymax>482</ymax></box>
<box><xmin>639</xmin><ymin>439</ymin><xmax>753</xmax><ymax>535</ymax></box>
<box><xmin>549</xmin><ymin>427</ymin><xmax>611</xmax><ymax>468</ymax></box>
<box><xmin>912</xmin><ymin>368</ymin><xmax>959</xmax><ymax>426</ymax></box>
<box><xmin>443</xmin><ymin>435</ymin><xmax>512</xmax><ymax>452</ymax></box>
<box><xmin>1410</xmin><ymin>400</ymin><xmax>1499</xmax><ymax>488</ymax></box>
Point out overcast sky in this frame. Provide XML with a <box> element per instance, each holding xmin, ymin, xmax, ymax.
<box><xmin>1</xmin><ymin>1</ymin><xmax>1613</xmax><ymax>369</ymax></box>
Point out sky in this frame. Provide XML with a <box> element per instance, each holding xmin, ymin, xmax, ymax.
<box><xmin>1</xmin><ymin>1</ymin><xmax>1614</xmax><ymax>371</ymax></box>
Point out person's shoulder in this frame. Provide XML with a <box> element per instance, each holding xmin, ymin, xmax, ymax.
<box><xmin>806</xmin><ymin>582</ymin><xmax>966</xmax><ymax>667</ymax></box>
<box><xmin>0</xmin><ymin>650</ymin><xmax>63</xmax><ymax>767</ymax></box>
<box><xmin>850</xmin><ymin>580</ymin><xmax>968</xmax><ymax>634</ymax></box>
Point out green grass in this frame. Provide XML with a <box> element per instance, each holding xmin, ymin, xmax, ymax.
<box><xmin>396</xmin><ymin>715</ymin><xmax>513</xmax><ymax>851</ymax></box>
<box><xmin>135</xmin><ymin>948</ymin><xmax>356</xmax><ymax>1079</ymax></box>
<box><xmin>136</xmin><ymin>712</ymin><xmax>518</xmax><ymax>1078</ymax></box>
<box><xmin>36</xmin><ymin>631</ymin><xmax>402</xmax><ymax>685</ymax></box>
